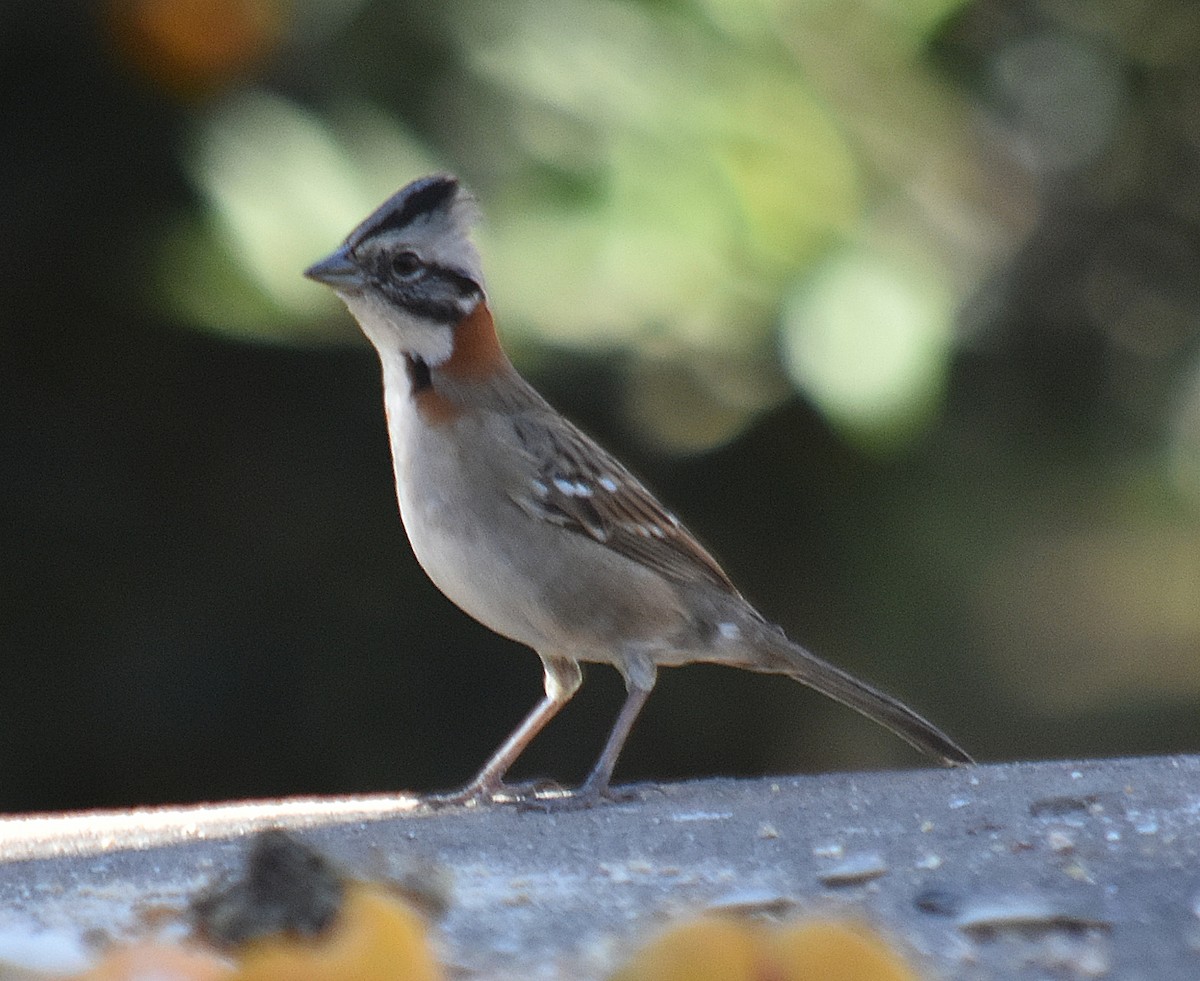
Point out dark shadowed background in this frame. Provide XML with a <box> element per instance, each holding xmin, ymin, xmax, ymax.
<box><xmin>3</xmin><ymin>0</ymin><xmax>1199</xmax><ymax>811</ymax></box>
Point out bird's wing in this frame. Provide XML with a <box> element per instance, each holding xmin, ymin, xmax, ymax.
<box><xmin>507</xmin><ymin>414</ymin><xmax>741</xmax><ymax>595</ymax></box>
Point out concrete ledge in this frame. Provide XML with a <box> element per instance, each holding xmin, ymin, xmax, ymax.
<box><xmin>2</xmin><ymin>755</ymin><xmax>1198</xmax><ymax>978</ymax></box>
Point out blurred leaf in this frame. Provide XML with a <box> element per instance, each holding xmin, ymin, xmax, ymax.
<box><xmin>466</xmin><ymin>0</ymin><xmax>861</xmax><ymax>353</ymax></box>
<box><xmin>163</xmin><ymin>90</ymin><xmax>436</xmax><ymax>341</ymax></box>
<box><xmin>159</xmin><ymin>0</ymin><xmax>1019</xmax><ymax>451</ymax></box>
<box><xmin>623</xmin><ymin>352</ymin><xmax>791</xmax><ymax>454</ymax></box>
<box><xmin>156</xmin><ymin>213</ymin><xmax>325</xmax><ymax>342</ymax></box>
<box><xmin>1169</xmin><ymin>360</ymin><xmax>1200</xmax><ymax>502</ymax></box>
<box><xmin>781</xmin><ymin>247</ymin><xmax>953</xmax><ymax>450</ymax></box>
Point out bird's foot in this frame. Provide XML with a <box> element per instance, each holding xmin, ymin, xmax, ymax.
<box><xmin>420</xmin><ymin>778</ymin><xmax>641</xmax><ymax>812</ymax></box>
<box><xmin>419</xmin><ymin>777</ymin><xmax>564</xmax><ymax>810</ymax></box>
<box><xmin>514</xmin><ymin>780</ymin><xmax>642</xmax><ymax>813</ymax></box>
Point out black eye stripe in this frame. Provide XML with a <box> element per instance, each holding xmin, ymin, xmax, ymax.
<box><xmin>432</xmin><ymin>264</ymin><xmax>481</xmax><ymax>295</ymax></box>
<box><xmin>390</xmin><ymin>293</ymin><xmax>474</xmax><ymax>325</ymax></box>
<box><xmin>376</xmin><ymin>254</ymin><xmax>476</xmax><ymax>293</ymax></box>
<box><xmin>376</xmin><ymin>258</ymin><xmax>482</xmax><ymax>324</ymax></box>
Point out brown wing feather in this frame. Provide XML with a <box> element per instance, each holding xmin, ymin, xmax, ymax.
<box><xmin>508</xmin><ymin>415</ymin><xmax>740</xmax><ymax>595</ymax></box>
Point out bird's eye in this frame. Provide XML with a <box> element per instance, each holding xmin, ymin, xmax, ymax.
<box><xmin>390</xmin><ymin>250</ymin><xmax>422</xmax><ymax>278</ymax></box>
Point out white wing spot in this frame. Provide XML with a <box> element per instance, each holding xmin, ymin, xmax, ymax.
<box><xmin>532</xmin><ymin>479</ymin><xmax>549</xmax><ymax>497</ymax></box>
<box><xmin>553</xmin><ymin>476</ymin><xmax>593</xmax><ymax>497</ymax></box>
<box><xmin>718</xmin><ymin>622</ymin><xmax>742</xmax><ymax>642</ymax></box>
<box><xmin>598</xmin><ymin>475</ymin><xmax>619</xmax><ymax>493</ymax></box>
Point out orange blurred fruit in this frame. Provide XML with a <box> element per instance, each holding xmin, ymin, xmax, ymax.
<box><xmin>229</xmin><ymin>882</ymin><xmax>443</xmax><ymax>981</ymax></box>
<box><xmin>106</xmin><ymin>0</ymin><xmax>285</xmax><ymax>97</ymax></box>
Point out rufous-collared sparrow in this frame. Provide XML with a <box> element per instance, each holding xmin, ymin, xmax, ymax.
<box><xmin>305</xmin><ymin>174</ymin><xmax>971</xmax><ymax>808</ymax></box>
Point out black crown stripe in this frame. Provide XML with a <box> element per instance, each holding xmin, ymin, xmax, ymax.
<box><xmin>346</xmin><ymin>174</ymin><xmax>460</xmax><ymax>248</ymax></box>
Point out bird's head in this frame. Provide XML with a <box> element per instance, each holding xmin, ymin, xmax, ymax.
<box><xmin>305</xmin><ymin>174</ymin><xmax>485</xmax><ymax>365</ymax></box>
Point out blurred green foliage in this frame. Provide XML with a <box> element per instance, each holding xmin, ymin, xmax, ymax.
<box><xmin>142</xmin><ymin>0</ymin><xmax>1200</xmax><ymax>752</ymax></box>
<box><xmin>159</xmin><ymin>0</ymin><xmax>997</xmax><ymax>451</ymax></box>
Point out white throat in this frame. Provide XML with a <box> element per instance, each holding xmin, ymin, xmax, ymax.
<box><xmin>338</xmin><ymin>289</ymin><xmax>454</xmax><ymax>366</ymax></box>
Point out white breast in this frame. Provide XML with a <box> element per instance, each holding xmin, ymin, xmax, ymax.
<box><xmin>380</xmin><ymin>360</ymin><xmax>550</xmax><ymax>649</ymax></box>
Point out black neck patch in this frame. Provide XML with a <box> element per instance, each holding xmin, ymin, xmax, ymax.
<box><xmin>405</xmin><ymin>355</ymin><xmax>432</xmax><ymax>393</ymax></box>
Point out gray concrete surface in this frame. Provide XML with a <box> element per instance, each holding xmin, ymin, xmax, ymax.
<box><xmin>1</xmin><ymin>755</ymin><xmax>1199</xmax><ymax>978</ymax></box>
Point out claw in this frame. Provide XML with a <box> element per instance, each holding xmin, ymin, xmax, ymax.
<box><xmin>419</xmin><ymin>777</ymin><xmax>568</xmax><ymax>810</ymax></box>
<box><xmin>516</xmin><ymin>782</ymin><xmax>642</xmax><ymax>813</ymax></box>
<box><xmin>420</xmin><ymin>779</ymin><xmax>641</xmax><ymax>812</ymax></box>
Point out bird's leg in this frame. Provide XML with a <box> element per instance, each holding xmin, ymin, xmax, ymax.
<box><xmin>517</xmin><ymin>680</ymin><xmax>654</xmax><ymax>812</ymax></box>
<box><xmin>422</xmin><ymin>656</ymin><xmax>581</xmax><ymax>807</ymax></box>
<box><xmin>574</xmin><ymin>683</ymin><xmax>652</xmax><ymax>803</ymax></box>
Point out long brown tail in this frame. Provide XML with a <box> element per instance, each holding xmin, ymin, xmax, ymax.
<box><xmin>755</xmin><ymin>629</ymin><xmax>973</xmax><ymax>766</ymax></box>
